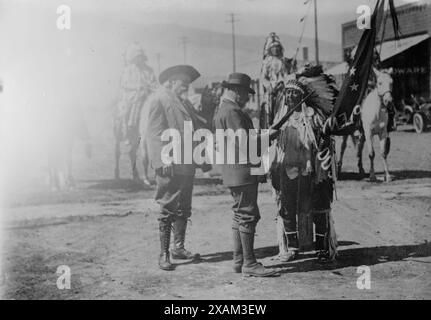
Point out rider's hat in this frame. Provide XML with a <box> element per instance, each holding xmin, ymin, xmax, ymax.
<box><xmin>125</xmin><ymin>43</ymin><xmax>147</xmax><ymax>63</ymax></box>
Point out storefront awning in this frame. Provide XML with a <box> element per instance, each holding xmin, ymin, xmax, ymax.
<box><xmin>376</xmin><ymin>33</ymin><xmax>430</xmax><ymax>62</ymax></box>
<box><xmin>337</xmin><ymin>34</ymin><xmax>430</xmax><ymax>75</ymax></box>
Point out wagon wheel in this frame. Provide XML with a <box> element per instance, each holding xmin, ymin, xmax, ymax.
<box><xmin>413</xmin><ymin>113</ymin><xmax>426</xmax><ymax>133</ymax></box>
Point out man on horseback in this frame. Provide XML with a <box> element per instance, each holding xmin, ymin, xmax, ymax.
<box><xmin>117</xmin><ymin>43</ymin><xmax>158</xmax><ymax>145</ymax></box>
<box><xmin>260</xmin><ymin>33</ymin><xmax>295</xmax><ymax>128</ymax></box>
<box><xmin>270</xmin><ymin>78</ymin><xmax>337</xmax><ymax>263</ymax></box>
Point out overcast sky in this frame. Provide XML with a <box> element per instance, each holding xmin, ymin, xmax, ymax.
<box><xmin>1</xmin><ymin>0</ymin><xmax>422</xmax><ymax>43</ymax></box>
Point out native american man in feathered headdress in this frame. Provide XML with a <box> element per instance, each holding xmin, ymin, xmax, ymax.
<box><xmin>269</xmin><ymin>66</ymin><xmax>339</xmax><ymax>264</ymax></box>
<box><xmin>260</xmin><ymin>33</ymin><xmax>295</xmax><ymax>128</ymax></box>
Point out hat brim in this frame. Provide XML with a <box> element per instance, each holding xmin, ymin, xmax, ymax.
<box><xmin>159</xmin><ymin>65</ymin><xmax>200</xmax><ymax>84</ymax></box>
<box><xmin>221</xmin><ymin>81</ymin><xmax>256</xmax><ymax>94</ymax></box>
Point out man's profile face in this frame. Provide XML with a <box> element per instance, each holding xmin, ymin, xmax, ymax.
<box><xmin>170</xmin><ymin>74</ymin><xmax>191</xmax><ymax>97</ymax></box>
<box><xmin>285</xmin><ymin>88</ymin><xmax>302</xmax><ymax>108</ymax></box>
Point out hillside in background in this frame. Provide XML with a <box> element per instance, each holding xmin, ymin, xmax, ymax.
<box><xmin>2</xmin><ymin>12</ymin><xmax>342</xmax><ymax>145</ymax></box>
<box><xmin>132</xmin><ymin>23</ymin><xmax>342</xmax><ymax>82</ymax></box>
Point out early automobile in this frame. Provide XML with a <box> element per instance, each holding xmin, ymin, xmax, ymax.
<box><xmin>413</xmin><ymin>102</ymin><xmax>431</xmax><ymax>133</ymax></box>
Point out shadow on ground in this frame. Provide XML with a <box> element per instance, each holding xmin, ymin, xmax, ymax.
<box><xmin>337</xmin><ymin>170</ymin><xmax>431</xmax><ymax>181</ymax></box>
<box><xmin>178</xmin><ymin>241</ymin><xmax>431</xmax><ymax>274</ymax></box>
<box><xmin>85</xmin><ymin>179</ymin><xmax>153</xmax><ymax>191</ymax></box>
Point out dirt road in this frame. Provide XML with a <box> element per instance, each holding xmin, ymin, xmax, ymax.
<box><xmin>1</xmin><ymin>130</ymin><xmax>431</xmax><ymax>299</ymax></box>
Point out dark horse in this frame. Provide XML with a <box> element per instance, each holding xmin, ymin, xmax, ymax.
<box><xmin>113</xmin><ymin>104</ymin><xmax>145</xmax><ymax>183</ymax></box>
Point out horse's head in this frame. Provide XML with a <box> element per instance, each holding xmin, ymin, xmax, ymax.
<box><xmin>374</xmin><ymin>67</ymin><xmax>393</xmax><ymax>106</ymax></box>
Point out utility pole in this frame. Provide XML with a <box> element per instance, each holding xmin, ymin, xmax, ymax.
<box><xmin>179</xmin><ymin>36</ymin><xmax>188</xmax><ymax>64</ymax></box>
<box><xmin>314</xmin><ymin>0</ymin><xmax>320</xmax><ymax>65</ymax></box>
<box><xmin>227</xmin><ymin>13</ymin><xmax>238</xmax><ymax>72</ymax></box>
<box><xmin>156</xmin><ymin>53</ymin><xmax>161</xmax><ymax>75</ymax></box>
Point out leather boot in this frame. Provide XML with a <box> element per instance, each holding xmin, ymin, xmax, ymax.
<box><xmin>240</xmin><ymin>231</ymin><xmax>279</xmax><ymax>277</ymax></box>
<box><xmin>280</xmin><ymin>232</ymin><xmax>299</xmax><ymax>262</ymax></box>
<box><xmin>315</xmin><ymin>233</ymin><xmax>331</xmax><ymax>264</ymax></box>
<box><xmin>159</xmin><ymin>221</ymin><xmax>174</xmax><ymax>271</ymax></box>
<box><xmin>171</xmin><ymin>218</ymin><xmax>200</xmax><ymax>260</ymax></box>
<box><xmin>232</xmin><ymin>228</ymin><xmax>243</xmax><ymax>273</ymax></box>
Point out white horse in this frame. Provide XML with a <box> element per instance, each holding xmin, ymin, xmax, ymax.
<box><xmin>361</xmin><ymin>67</ymin><xmax>394</xmax><ymax>182</ymax></box>
<box><xmin>338</xmin><ymin>68</ymin><xmax>394</xmax><ymax>182</ymax></box>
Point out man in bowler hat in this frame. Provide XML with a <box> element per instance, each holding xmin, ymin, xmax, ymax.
<box><xmin>213</xmin><ymin>73</ymin><xmax>280</xmax><ymax>277</ymax></box>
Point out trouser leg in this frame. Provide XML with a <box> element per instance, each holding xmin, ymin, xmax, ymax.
<box><xmin>230</xmin><ymin>184</ymin><xmax>260</xmax><ymax>234</ymax></box>
<box><xmin>229</xmin><ymin>184</ymin><xmax>278</xmax><ymax>277</ymax></box>
<box><xmin>155</xmin><ymin>173</ymin><xmax>198</xmax><ymax>264</ymax></box>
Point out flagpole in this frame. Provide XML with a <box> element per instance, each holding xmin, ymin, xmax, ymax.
<box><xmin>314</xmin><ymin>0</ymin><xmax>320</xmax><ymax>65</ymax></box>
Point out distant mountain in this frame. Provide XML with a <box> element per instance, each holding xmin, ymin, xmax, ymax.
<box><xmin>130</xmin><ymin>23</ymin><xmax>342</xmax><ymax>80</ymax></box>
<box><xmin>2</xmin><ymin>14</ymin><xmax>342</xmax><ymax>123</ymax></box>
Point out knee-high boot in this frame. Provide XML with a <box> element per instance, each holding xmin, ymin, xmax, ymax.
<box><xmin>240</xmin><ymin>231</ymin><xmax>279</xmax><ymax>277</ymax></box>
<box><xmin>159</xmin><ymin>220</ymin><xmax>174</xmax><ymax>271</ymax></box>
<box><xmin>232</xmin><ymin>228</ymin><xmax>243</xmax><ymax>273</ymax></box>
<box><xmin>171</xmin><ymin>218</ymin><xmax>200</xmax><ymax>260</ymax></box>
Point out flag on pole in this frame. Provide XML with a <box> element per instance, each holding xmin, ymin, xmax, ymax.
<box><xmin>326</xmin><ymin>0</ymin><xmax>386</xmax><ymax>135</ymax></box>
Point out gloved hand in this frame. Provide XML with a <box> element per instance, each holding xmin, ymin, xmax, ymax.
<box><xmin>200</xmin><ymin>163</ymin><xmax>212</xmax><ymax>173</ymax></box>
<box><xmin>156</xmin><ymin>165</ymin><xmax>173</xmax><ymax>178</ymax></box>
<box><xmin>257</xmin><ymin>174</ymin><xmax>267</xmax><ymax>184</ymax></box>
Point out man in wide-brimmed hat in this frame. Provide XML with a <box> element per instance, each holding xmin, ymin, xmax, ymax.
<box><xmin>146</xmin><ymin>64</ymin><xmax>210</xmax><ymax>271</ymax></box>
<box><xmin>213</xmin><ymin>72</ymin><xmax>280</xmax><ymax>277</ymax></box>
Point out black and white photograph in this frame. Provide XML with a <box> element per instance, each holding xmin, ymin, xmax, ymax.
<box><xmin>0</xmin><ymin>0</ymin><xmax>430</xmax><ymax>303</ymax></box>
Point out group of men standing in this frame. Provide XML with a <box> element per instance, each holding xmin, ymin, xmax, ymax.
<box><xmin>118</xmin><ymin>32</ymin><xmax>337</xmax><ymax>278</ymax></box>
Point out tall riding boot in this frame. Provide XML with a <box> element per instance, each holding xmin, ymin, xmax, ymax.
<box><xmin>315</xmin><ymin>232</ymin><xmax>332</xmax><ymax>264</ymax></box>
<box><xmin>171</xmin><ymin>218</ymin><xmax>200</xmax><ymax>260</ymax></box>
<box><xmin>282</xmin><ymin>231</ymin><xmax>299</xmax><ymax>262</ymax></box>
<box><xmin>240</xmin><ymin>231</ymin><xmax>279</xmax><ymax>277</ymax></box>
<box><xmin>232</xmin><ymin>228</ymin><xmax>243</xmax><ymax>273</ymax></box>
<box><xmin>159</xmin><ymin>220</ymin><xmax>174</xmax><ymax>271</ymax></box>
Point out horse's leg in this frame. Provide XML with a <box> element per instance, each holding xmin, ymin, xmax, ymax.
<box><xmin>356</xmin><ymin>131</ymin><xmax>366</xmax><ymax>178</ymax></box>
<box><xmin>337</xmin><ymin>135</ymin><xmax>348</xmax><ymax>175</ymax></box>
<box><xmin>49</xmin><ymin>168</ymin><xmax>60</xmax><ymax>192</ymax></box>
<box><xmin>65</xmin><ymin>141</ymin><xmax>75</xmax><ymax>189</ymax></box>
<box><xmin>365</xmin><ymin>130</ymin><xmax>377</xmax><ymax>182</ymax></box>
<box><xmin>129</xmin><ymin>143</ymin><xmax>140</xmax><ymax>181</ymax></box>
<box><xmin>379</xmin><ymin>132</ymin><xmax>392</xmax><ymax>182</ymax></box>
<box><xmin>141</xmin><ymin>139</ymin><xmax>151</xmax><ymax>186</ymax></box>
<box><xmin>115</xmin><ymin>138</ymin><xmax>121</xmax><ymax>180</ymax></box>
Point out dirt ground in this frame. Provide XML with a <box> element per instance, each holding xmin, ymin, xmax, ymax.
<box><xmin>1</xmin><ymin>128</ymin><xmax>431</xmax><ymax>300</ymax></box>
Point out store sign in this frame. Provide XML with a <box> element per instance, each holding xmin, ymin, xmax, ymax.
<box><xmin>393</xmin><ymin>67</ymin><xmax>427</xmax><ymax>75</ymax></box>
